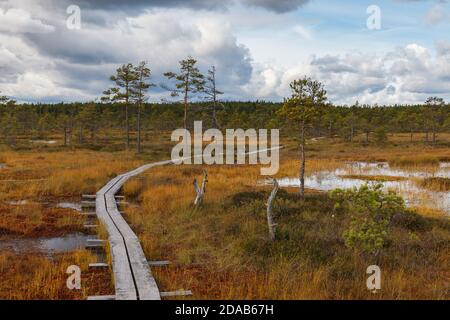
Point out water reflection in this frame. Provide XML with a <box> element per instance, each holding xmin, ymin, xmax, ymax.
<box><xmin>0</xmin><ymin>233</ymin><xmax>91</xmax><ymax>256</ymax></box>
<box><xmin>275</xmin><ymin>162</ymin><xmax>450</xmax><ymax>214</ymax></box>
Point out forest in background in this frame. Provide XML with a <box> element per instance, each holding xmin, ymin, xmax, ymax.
<box><xmin>0</xmin><ymin>58</ymin><xmax>449</xmax><ymax>151</ymax></box>
<box><xmin>0</xmin><ymin>100</ymin><xmax>449</xmax><ymax>149</ymax></box>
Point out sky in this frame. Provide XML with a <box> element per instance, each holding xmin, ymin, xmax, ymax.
<box><xmin>0</xmin><ymin>0</ymin><xmax>449</xmax><ymax>105</ymax></box>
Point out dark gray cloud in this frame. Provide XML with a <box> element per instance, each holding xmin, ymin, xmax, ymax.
<box><xmin>243</xmin><ymin>0</ymin><xmax>310</xmax><ymax>13</ymax></box>
<box><xmin>69</xmin><ymin>0</ymin><xmax>228</xmax><ymax>11</ymax></box>
<box><xmin>0</xmin><ymin>1</ymin><xmax>254</xmax><ymax>102</ymax></box>
<box><xmin>311</xmin><ymin>55</ymin><xmax>356</xmax><ymax>73</ymax></box>
<box><xmin>65</xmin><ymin>0</ymin><xmax>310</xmax><ymax>13</ymax></box>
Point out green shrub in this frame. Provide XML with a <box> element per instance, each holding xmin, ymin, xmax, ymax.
<box><xmin>330</xmin><ymin>184</ymin><xmax>405</xmax><ymax>255</ymax></box>
<box><xmin>343</xmin><ymin>218</ymin><xmax>388</xmax><ymax>254</ymax></box>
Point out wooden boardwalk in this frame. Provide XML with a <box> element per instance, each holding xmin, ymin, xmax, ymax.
<box><xmin>94</xmin><ymin>146</ymin><xmax>282</xmax><ymax>300</ymax></box>
<box><xmin>96</xmin><ymin>160</ymin><xmax>173</xmax><ymax>300</ymax></box>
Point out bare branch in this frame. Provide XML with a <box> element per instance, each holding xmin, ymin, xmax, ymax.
<box><xmin>266</xmin><ymin>179</ymin><xmax>279</xmax><ymax>241</ymax></box>
<box><xmin>193</xmin><ymin>170</ymin><xmax>208</xmax><ymax>207</ymax></box>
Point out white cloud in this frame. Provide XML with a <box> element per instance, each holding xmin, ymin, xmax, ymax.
<box><xmin>243</xmin><ymin>42</ymin><xmax>450</xmax><ymax>105</ymax></box>
<box><xmin>0</xmin><ymin>8</ymin><xmax>55</xmax><ymax>33</ymax></box>
<box><xmin>1</xmin><ymin>1</ymin><xmax>450</xmax><ymax>105</ymax></box>
<box><xmin>242</xmin><ymin>63</ymin><xmax>282</xmax><ymax>98</ymax></box>
<box><xmin>0</xmin><ymin>5</ymin><xmax>252</xmax><ymax>102</ymax></box>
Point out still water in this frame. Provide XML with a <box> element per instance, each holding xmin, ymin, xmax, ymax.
<box><xmin>274</xmin><ymin>162</ymin><xmax>450</xmax><ymax>214</ymax></box>
<box><xmin>0</xmin><ymin>233</ymin><xmax>91</xmax><ymax>256</ymax></box>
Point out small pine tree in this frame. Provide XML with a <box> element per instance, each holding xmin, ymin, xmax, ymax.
<box><xmin>163</xmin><ymin>56</ymin><xmax>205</xmax><ymax>129</ymax></box>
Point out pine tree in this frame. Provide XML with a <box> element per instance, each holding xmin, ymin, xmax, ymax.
<box><xmin>102</xmin><ymin>63</ymin><xmax>138</xmax><ymax>150</ymax></box>
<box><xmin>163</xmin><ymin>56</ymin><xmax>205</xmax><ymax>129</ymax></box>
<box><xmin>278</xmin><ymin>77</ymin><xmax>327</xmax><ymax>198</ymax></box>
<box><xmin>132</xmin><ymin>61</ymin><xmax>155</xmax><ymax>154</ymax></box>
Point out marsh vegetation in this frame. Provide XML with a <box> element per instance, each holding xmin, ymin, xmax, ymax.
<box><xmin>0</xmin><ymin>96</ymin><xmax>449</xmax><ymax>299</ymax></box>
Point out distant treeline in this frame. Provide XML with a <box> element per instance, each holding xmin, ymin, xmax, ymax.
<box><xmin>0</xmin><ymin>101</ymin><xmax>449</xmax><ymax>147</ymax></box>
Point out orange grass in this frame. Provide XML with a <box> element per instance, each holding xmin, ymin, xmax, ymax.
<box><xmin>0</xmin><ymin>250</ymin><xmax>114</xmax><ymax>300</ymax></box>
<box><xmin>124</xmin><ymin>161</ymin><xmax>450</xmax><ymax>300</ymax></box>
<box><xmin>1</xmin><ymin>134</ymin><xmax>449</xmax><ymax>300</ymax></box>
<box><xmin>0</xmin><ymin>203</ymin><xmax>84</xmax><ymax>238</ymax></box>
<box><xmin>418</xmin><ymin>177</ymin><xmax>450</xmax><ymax>192</ymax></box>
<box><xmin>0</xmin><ymin>150</ymin><xmax>143</xmax><ymax>201</ymax></box>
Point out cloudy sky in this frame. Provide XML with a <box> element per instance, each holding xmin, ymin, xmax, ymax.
<box><xmin>0</xmin><ymin>0</ymin><xmax>449</xmax><ymax>104</ymax></box>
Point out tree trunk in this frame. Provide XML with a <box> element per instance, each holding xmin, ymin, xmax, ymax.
<box><xmin>266</xmin><ymin>179</ymin><xmax>279</xmax><ymax>241</ymax></box>
<box><xmin>125</xmin><ymin>104</ymin><xmax>130</xmax><ymax>150</ymax></box>
<box><xmin>410</xmin><ymin>129</ymin><xmax>413</xmax><ymax>143</ymax></box>
<box><xmin>137</xmin><ymin>104</ymin><xmax>142</xmax><ymax>154</ymax></box>
<box><xmin>184</xmin><ymin>86</ymin><xmax>188</xmax><ymax>130</ymax></box>
<box><xmin>365</xmin><ymin>131</ymin><xmax>369</xmax><ymax>143</ymax></box>
<box><xmin>125</xmin><ymin>82</ymin><xmax>130</xmax><ymax>150</ymax></box>
<box><xmin>299</xmin><ymin>120</ymin><xmax>305</xmax><ymax>199</ymax></box>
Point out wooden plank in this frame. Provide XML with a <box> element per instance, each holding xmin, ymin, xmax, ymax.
<box><xmin>93</xmin><ymin>150</ymin><xmax>281</xmax><ymax>300</ymax></box>
<box><xmin>96</xmin><ymin>170</ymin><xmax>159</xmax><ymax>300</ymax></box>
<box><xmin>82</xmin><ymin>194</ymin><xmax>96</xmax><ymax>199</ymax></box>
<box><xmin>96</xmin><ymin>194</ymin><xmax>137</xmax><ymax>300</ymax></box>
<box><xmin>89</xmin><ymin>263</ymin><xmax>109</xmax><ymax>268</ymax></box>
<box><xmin>160</xmin><ymin>290</ymin><xmax>192</xmax><ymax>298</ymax></box>
<box><xmin>87</xmin><ymin>239</ymin><xmax>106</xmax><ymax>244</ymax></box>
<box><xmin>148</xmin><ymin>261</ymin><xmax>171</xmax><ymax>267</ymax></box>
<box><xmin>87</xmin><ymin>295</ymin><xmax>116</xmax><ymax>300</ymax></box>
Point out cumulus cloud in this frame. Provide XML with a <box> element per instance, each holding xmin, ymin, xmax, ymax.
<box><xmin>1</xmin><ymin>0</ymin><xmax>450</xmax><ymax>105</ymax></box>
<box><xmin>243</xmin><ymin>42</ymin><xmax>450</xmax><ymax>105</ymax></box>
<box><xmin>0</xmin><ymin>7</ymin><xmax>55</xmax><ymax>33</ymax></box>
<box><xmin>0</xmin><ymin>1</ymin><xmax>253</xmax><ymax>102</ymax></box>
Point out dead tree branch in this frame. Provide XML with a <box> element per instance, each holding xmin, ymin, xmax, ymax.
<box><xmin>266</xmin><ymin>179</ymin><xmax>279</xmax><ymax>241</ymax></box>
<box><xmin>193</xmin><ymin>170</ymin><xmax>208</xmax><ymax>207</ymax></box>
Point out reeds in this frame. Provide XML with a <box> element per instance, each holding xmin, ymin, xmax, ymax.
<box><xmin>389</xmin><ymin>156</ymin><xmax>440</xmax><ymax>168</ymax></box>
<box><xmin>0</xmin><ymin>250</ymin><xmax>114</xmax><ymax>299</ymax></box>
<box><xmin>419</xmin><ymin>177</ymin><xmax>450</xmax><ymax>192</ymax></box>
<box><xmin>339</xmin><ymin>174</ymin><xmax>406</xmax><ymax>182</ymax></box>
